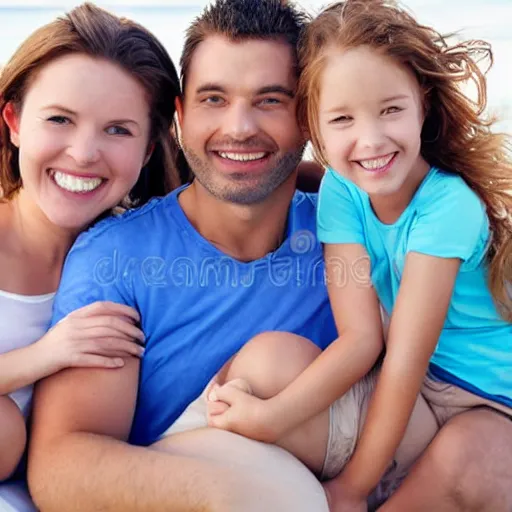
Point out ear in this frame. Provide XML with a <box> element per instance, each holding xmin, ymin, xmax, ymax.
<box><xmin>175</xmin><ymin>96</ymin><xmax>184</xmax><ymax>127</ymax></box>
<box><xmin>143</xmin><ymin>142</ymin><xmax>155</xmax><ymax>167</ymax></box>
<box><xmin>2</xmin><ymin>102</ymin><xmax>21</xmax><ymax>147</ymax></box>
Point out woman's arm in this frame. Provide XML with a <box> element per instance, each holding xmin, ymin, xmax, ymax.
<box><xmin>0</xmin><ymin>301</ymin><xmax>144</xmax><ymax>396</ymax></box>
<box><xmin>334</xmin><ymin>253</ymin><xmax>461</xmax><ymax>498</ymax></box>
<box><xmin>0</xmin><ymin>343</ymin><xmax>55</xmax><ymax>395</ymax></box>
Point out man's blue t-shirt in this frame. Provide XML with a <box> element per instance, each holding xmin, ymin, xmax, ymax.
<box><xmin>52</xmin><ymin>186</ymin><xmax>337</xmax><ymax>446</ymax></box>
<box><xmin>317</xmin><ymin>167</ymin><xmax>512</xmax><ymax>407</ymax></box>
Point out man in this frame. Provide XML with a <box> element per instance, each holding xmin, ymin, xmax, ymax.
<box><xmin>28</xmin><ymin>1</ymin><xmax>512</xmax><ymax>511</ymax></box>
<box><xmin>28</xmin><ymin>1</ymin><xmax>334</xmax><ymax>510</ymax></box>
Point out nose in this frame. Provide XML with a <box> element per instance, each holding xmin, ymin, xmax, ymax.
<box><xmin>66</xmin><ymin>129</ymin><xmax>101</xmax><ymax>167</ymax></box>
<box><xmin>222</xmin><ymin>100</ymin><xmax>258</xmax><ymax>141</ymax></box>
<box><xmin>356</xmin><ymin>118</ymin><xmax>387</xmax><ymax>151</ymax></box>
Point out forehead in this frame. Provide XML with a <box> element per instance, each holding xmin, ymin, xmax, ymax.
<box><xmin>320</xmin><ymin>46</ymin><xmax>421</xmax><ymax>104</ymax></box>
<box><xmin>185</xmin><ymin>35</ymin><xmax>297</xmax><ymax>95</ymax></box>
<box><xmin>23</xmin><ymin>53</ymin><xmax>150</xmax><ymax>115</ymax></box>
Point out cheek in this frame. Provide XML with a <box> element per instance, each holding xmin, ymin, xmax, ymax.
<box><xmin>17</xmin><ymin>137</ymin><xmax>61</xmax><ymax>180</ymax></box>
<box><xmin>181</xmin><ymin>117</ymin><xmax>210</xmax><ymax>147</ymax></box>
<box><xmin>322</xmin><ymin>130</ymin><xmax>351</xmax><ymax>163</ymax></box>
<box><xmin>105</xmin><ymin>144</ymin><xmax>146</xmax><ymax>185</ymax></box>
<box><xmin>389</xmin><ymin>118</ymin><xmax>422</xmax><ymax>150</ymax></box>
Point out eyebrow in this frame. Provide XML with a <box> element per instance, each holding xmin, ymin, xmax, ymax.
<box><xmin>381</xmin><ymin>94</ymin><xmax>410</xmax><ymax>103</ymax></box>
<box><xmin>42</xmin><ymin>104</ymin><xmax>139</xmax><ymax>125</ymax></box>
<box><xmin>326</xmin><ymin>94</ymin><xmax>411</xmax><ymax>113</ymax></box>
<box><xmin>257</xmin><ymin>85</ymin><xmax>295</xmax><ymax>98</ymax></box>
<box><xmin>195</xmin><ymin>83</ymin><xmax>294</xmax><ymax>98</ymax></box>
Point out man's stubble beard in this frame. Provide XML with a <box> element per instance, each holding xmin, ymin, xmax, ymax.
<box><xmin>181</xmin><ymin>144</ymin><xmax>306</xmax><ymax>205</ymax></box>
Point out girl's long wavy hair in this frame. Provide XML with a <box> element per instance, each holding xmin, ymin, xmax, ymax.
<box><xmin>0</xmin><ymin>2</ymin><xmax>182</xmax><ymax>207</ymax></box>
<box><xmin>298</xmin><ymin>0</ymin><xmax>512</xmax><ymax>320</ymax></box>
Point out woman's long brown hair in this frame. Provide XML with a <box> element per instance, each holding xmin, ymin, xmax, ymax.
<box><xmin>0</xmin><ymin>2</ymin><xmax>182</xmax><ymax>207</ymax></box>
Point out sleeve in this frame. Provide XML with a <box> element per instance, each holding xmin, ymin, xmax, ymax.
<box><xmin>51</xmin><ymin>228</ymin><xmax>135</xmax><ymax>327</ymax></box>
<box><xmin>408</xmin><ymin>177</ymin><xmax>489</xmax><ymax>269</ymax></box>
<box><xmin>317</xmin><ymin>169</ymin><xmax>366</xmax><ymax>245</ymax></box>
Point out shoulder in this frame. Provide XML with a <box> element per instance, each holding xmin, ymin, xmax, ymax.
<box><xmin>416</xmin><ymin>168</ymin><xmax>486</xmax><ymax>218</ymax></box>
<box><xmin>319</xmin><ymin>168</ymin><xmax>366</xmax><ymax>204</ymax></box>
<box><xmin>407</xmin><ymin>168</ymin><xmax>490</xmax><ymax>263</ymax></box>
<box><xmin>70</xmin><ymin>190</ymin><xmax>181</xmax><ymax>256</ymax></box>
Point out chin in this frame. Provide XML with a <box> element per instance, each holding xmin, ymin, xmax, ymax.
<box><xmin>46</xmin><ymin>212</ymin><xmax>95</xmax><ymax>233</ymax></box>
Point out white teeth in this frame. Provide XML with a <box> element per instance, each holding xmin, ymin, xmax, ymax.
<box><xmin>359</xmin><ymin>154</ymin><xmax>395</xmax><ymax>170</ymax></box>
<box><xmin>218</xmin><ymin>152</ymin><xmax>266</xmax><ymax>162</ymax></box>
<box><xmin>52</xmin><ymin>171</ymin><xmax>103</xmax><ymax>193</ymax></box>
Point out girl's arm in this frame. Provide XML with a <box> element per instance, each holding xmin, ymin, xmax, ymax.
<box><xmin>265</xmin><ymin>242</ymin><xmax>384</xmax><ymax>434</ymax></box>
<box><xmin>334</xmin><ymin>253</ymin><xmax>461</xmax><ymax>498</ymax></box>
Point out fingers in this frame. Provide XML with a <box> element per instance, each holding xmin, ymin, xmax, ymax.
<box><xmin>79</xmin><ymin>317</ymin><xmax>145</xmax><ymax>343</ymax></box>
<box><xmin>223</xmin><ymin>378</ymin><xmax>253</xmax><ymax>394</ymax></box>
<box><xmin>69</xmin><ymin>301</ymin><xmax>141</xmax><ymax>324</ymax></box>
<box><xmin>84</xmin><ymin>338</ymin><xmax>145</xmax><ymax>358</ymax></box>
<box><xmin>209</xmin><ymin>382</ymin><xmax>248</xmax><ymax>405</ymax></box>
<box><xmin>207</xmin><ymin>400</ymin><xmax>229</xmax><ymax>417</ymax></box>
<box><xmin>69</xmin><ymin>353</ymin><xmax>126</xmax><ymax>369</ymax></box>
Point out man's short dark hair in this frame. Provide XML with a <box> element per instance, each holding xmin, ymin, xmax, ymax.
<box><xmin>180</xmin><ymin>0</ymin><xmax>308</xmax><ymax>92</ymax></box>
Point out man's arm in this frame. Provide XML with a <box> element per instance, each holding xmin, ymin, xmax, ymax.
<box><xmin>28</xmin><ymin>358</ymin><xmax>238</xmax><ymax>512</ymax></box>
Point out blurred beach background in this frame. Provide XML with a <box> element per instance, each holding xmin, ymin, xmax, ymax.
<box><xmin>0</xmin><ymin>0</ymin><xmax>510</xmax><ymax>134</ymax></box>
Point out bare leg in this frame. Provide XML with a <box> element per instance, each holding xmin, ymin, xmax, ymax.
<box><xmin>0</xmin><ymin>396</ymin><xmax>26</xmax><ymax>481</ymax></box>
<box><xmin>216</xmin><ymin>332</ymin><xmax>330</xmax><ymax>475</ymax></box>
<box><xmin>379</xmin><ymin>408</ymin><xmax>512</xmax><ymax>511</ymax></box>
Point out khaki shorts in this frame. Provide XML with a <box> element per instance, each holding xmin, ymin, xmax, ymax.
<box><xmin>422</xmin><ymin>373</ymin><xmax>512</xmax><ymax>426</ymax></box>
<box><xmin>321</xmin><ymin>369</ymin><xmax>512</xmax><ymax>507</ymax></box>
<box><xmin>320</xmin><ymin>368</ymin><xmax>439</xmax><ymax>508</ymax></box>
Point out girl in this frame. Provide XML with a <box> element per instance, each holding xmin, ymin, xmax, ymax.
<box><xmin>205</xmin><ymin>0</ymin><xmax>512</xmax><ymax>509</ymax></box>
<box><xmin>0</xmin><ymin>0</ymin><xmax>181</xmax><ymax>494</ymax></box>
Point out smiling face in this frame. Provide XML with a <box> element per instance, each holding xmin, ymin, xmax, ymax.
<box><xmin>3</xmin><ymin>53</ymin><xmax>152</xmax><ymax>230</ymax></box>
<box><xmin>178</xmin><ymin>35</ymin><xmax>306</xmax><ymax>205</ymax></box>
<box><xmin>318</xmin><ymin>45</ymin><xmax>429</xmax><ymax>201</ymax></box>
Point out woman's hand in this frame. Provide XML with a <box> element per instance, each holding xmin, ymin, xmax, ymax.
<box><xmin>36</xmin><ymin>301</ymin><xmax>145</xmax><ymax>373</ymax></box>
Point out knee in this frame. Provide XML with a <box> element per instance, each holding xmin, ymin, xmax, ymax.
<box><xmin>227</xmin><ymin>332</ymin><xmax>320</xmax><ymax>399</ymax></box>
<box><xmin>423</xmin><ymin>409</ymin><xmax>512</xmax><ymax>510</ymax></box>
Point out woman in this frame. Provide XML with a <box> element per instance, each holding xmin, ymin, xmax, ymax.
<box><xmin>0</xmin><ymin>3</ymin><xmax>181</xmax><ymax>509</ymax></box>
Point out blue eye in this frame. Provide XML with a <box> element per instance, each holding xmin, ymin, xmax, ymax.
<box><xmin>106</xmin><ymin>125</ymin><xmax>131</xmax><ymax>136</ymax></box>
<box><xmin>260</xmin><ymin>98</ymin><xmax>281</xmax><ymax>106</ymax></box>
<box><xmin>203</xmin><ymin>96</ymin><xmax>224</xmax><ymax>105</ymax></box>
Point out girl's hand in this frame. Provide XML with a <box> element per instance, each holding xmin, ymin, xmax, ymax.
<box><xmin>206</xmin><ymin>381</ymin><xmax>285</xmax><ymax>443</ymax></box>
<box><xmin>36</xmin><ymin>301</ymin><xmax>145</xmax><ymax>373</ymax></box>
<box><xmin>323</xmin><ymin>478</ymin><xmax>368</xmax><ymax>512</ymax></box>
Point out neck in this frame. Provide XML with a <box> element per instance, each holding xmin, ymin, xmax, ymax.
<box><xmin>179</xmin><ymin>173</ymin><xmax>297</xmax><ymax>262</ymax></box>
<box><xmin>4</xmin><ymin>190</ymin><xmax>77</xmax><ymax>271</ymax></box>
